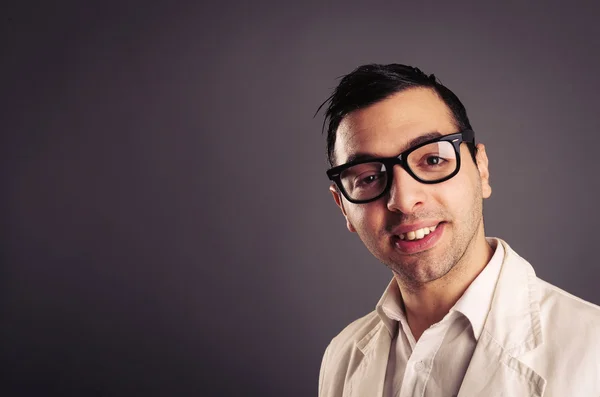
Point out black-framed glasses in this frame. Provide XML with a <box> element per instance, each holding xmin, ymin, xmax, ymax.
<box><xmin>326</xmin><ymin>130</ymin><xmax>475</xmax><ymax>204</ymax></box>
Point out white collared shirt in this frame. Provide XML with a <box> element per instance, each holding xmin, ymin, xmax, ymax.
<box><xmin>380</xmin><ymin>238</ymin><xmax>504</xmax><ymax>397</ymax></box>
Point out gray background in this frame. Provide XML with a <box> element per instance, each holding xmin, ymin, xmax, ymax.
<box><xmin>2</xmin><ymin>0</ymin><xmax>599</xmax><ymax>396</ymax></box>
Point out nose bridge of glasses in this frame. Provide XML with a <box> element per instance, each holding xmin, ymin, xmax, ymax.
<box><xmin>388</xmin><ymin>153</ymin><xmax>410</xmax><ymax>174</ymax></box>
<box><xmin>388</xmin><ymin>156</ymin><xmax>420</xmax><ymax>188</ymax></box>
<box><xmin>386</xmin><ymin>153</ymin><xmax>406</xmax><ymax>172</ymax></box>
<box><xmin>385</xmin><ymin>161</ymin><xmax>426</xmax><ymax>210</ymax></box>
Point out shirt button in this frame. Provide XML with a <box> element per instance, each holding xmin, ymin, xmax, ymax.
<box><xmin>415</xmin><ymin>361</ymin><xmax>425</xmax><ymax>371</ymax></box>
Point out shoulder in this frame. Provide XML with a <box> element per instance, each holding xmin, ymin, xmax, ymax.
<box><xmin>500</xmin><ymin>239</ymin><xmax>600</xmax><ymax>328</ymax></box>
<box><xmin>321</xmin><ymin>310</ymin><xmax>385</xmax><ymax>370</ymax></box>
<box><xmin>325</xmin><ymin>310</ymin><xmax>382</xmax><ymax>355</ymax></box>
<box><xmin>495</xmin><ymin>239</ymin><xmax>600</xmax><ymax>355</ymax></box>
<box><xmin>531</xmin><ymin>274</ymin><xmax>600</xmax><ymax>377</ymax></box>
<box><xmin>536</xmin><ymin>277</ymin><xmax>600</xmax><ymax>330</ymax></box>
<box><xmin>532</xmin><ymin>277</ymin><xmax>600</xmax><ymax>383</ymax></box>
<box><xmin>319</xmin><ymin>311</ymin><xmax>384</xmax><ymax>396</ymax></box>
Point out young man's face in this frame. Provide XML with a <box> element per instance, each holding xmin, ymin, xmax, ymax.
<box><xmin>330</xmin><ymin>88</ymin><xmax>492</xmax><ymax>287</ymax></box>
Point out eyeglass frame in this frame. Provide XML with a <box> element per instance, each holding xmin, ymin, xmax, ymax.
<box><xmin>326</xmin><ymin>129</ymin><xmax>475</xmax><ymax>204</ymax></box>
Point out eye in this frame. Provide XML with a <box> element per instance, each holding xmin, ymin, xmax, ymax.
<box><xmin>356</xmin><ymin>172</ymin><xmax>384</xmax><ymax>187</ymax></box>
<box><xmin>425</xmin><ymin>156</ymin><xmax>445</xmax><ymax>166</ymax></box>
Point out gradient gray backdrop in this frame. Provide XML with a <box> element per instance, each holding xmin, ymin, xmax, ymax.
<box><xmin>2</xmin><ymin>1</ymin><xmax>600</xmax><ymax>396</ymax></box>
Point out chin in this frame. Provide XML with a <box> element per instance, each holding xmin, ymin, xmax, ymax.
<box><xmin>388</xmin><ymin>255</ymin><xmax>453</xmax><ymax>283</ymax></box>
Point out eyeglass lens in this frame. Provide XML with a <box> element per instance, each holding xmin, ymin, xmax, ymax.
<box><xmin>339</xmin><ymin>141</ymin><xmax>457</xmax><ymax>201</ymax></box>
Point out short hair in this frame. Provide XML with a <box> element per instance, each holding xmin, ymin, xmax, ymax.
<box><xmin>317</xmin><ymin>63</ymin><xmax>476</xmax><ymax>166</ymax></box>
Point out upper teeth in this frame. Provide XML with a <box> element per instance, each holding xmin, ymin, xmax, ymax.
<box><xmin>400</xmin><ymin>225</ymin><xmax>437</xmax><ymax>241</ymax></box>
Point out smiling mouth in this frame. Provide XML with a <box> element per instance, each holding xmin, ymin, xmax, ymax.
<box><xmin>392</xmin><ymin>222</ymin><xmax>445</xmax><ymax>254</ymax></box>
<box><xmin>397</xmin><ymin>223</ymin><xmax>441</xmax><ymax>241</ymax></box>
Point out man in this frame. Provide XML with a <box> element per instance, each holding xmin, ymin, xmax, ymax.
<box><xmin>317</xmin><ymin>64</ymin><xmax>600</xmax><ymax>396</ymax></box>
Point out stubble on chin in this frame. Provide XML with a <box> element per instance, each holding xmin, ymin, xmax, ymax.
<box><xmin>390</xmin><ymin>215</ymin><xmax>485</xmax><ymax>293</ymax></box>
<box><xmin>384</xmin><ymin>243</ymin><xmax>457</xmax><ymax>292</ymax></box>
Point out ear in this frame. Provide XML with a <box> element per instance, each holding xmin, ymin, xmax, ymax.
<box><xmin>475</xmin><ymin>143</ymin><xmax>492</xmax><ymax>199</ymax></box>
<box><xmin>329</xmin><ymin>184</ymin><xmax>356</xmax><ymax>232</ymax></box>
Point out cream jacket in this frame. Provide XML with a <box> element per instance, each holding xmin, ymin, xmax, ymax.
<box><xmin>318</xmin><ymin>239</ymin><xmax>600</xmax><ymax>396</ymax></box>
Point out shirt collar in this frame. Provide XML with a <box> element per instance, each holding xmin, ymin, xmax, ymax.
<box><xmin>376</xmin><ymin>278</ymin><xmax>409</xmax><ymax>337</ymax></box>
<box><xmin>452</xmin><ymin>237</ymin><xmax>503</xmax><ymax>340</ymax></box>
<box><xmin>376</xmin><ymin>237</ymin><xmax>504</xmax><ymax>340</ymax></box>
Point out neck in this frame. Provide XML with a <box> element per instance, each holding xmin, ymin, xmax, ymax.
<box><xmin>395</xmin><ymin>233</ymin><xmax>494</xmax><ymax>341</ymax></box>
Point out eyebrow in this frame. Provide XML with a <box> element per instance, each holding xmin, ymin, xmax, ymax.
<box><xmin>342</xmin><ymin>131</ymin><xmax>443</xmax><ymax>164</ymax></box>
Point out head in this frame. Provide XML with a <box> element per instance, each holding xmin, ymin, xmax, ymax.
<box><xmin>319</xmin><ymin>64</ymin><xmax>492</xmax><ymax>289</ymax></box>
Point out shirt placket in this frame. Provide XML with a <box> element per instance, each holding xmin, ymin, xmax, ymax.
<box><xmin>398</xmin><ymin>317</ymin><xmax>453</xmax><ymax>397</ymax></box>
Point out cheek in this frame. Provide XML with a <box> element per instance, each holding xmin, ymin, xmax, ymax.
<box><xmin>436</xmin><ymin>174</ymin><xmax>480</xmax><ymax>217</ymax></box>
<box><xmin>347</xmin><ymin>202</ymin><xmax>387</xmax><ymax>232</ymax></box>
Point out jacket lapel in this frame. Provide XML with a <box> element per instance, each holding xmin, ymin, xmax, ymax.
<box><xmin>458</xmin><ymin>239</ymin><xmax>546</xmax><ymax>396</ymax></box>
<box><xmin>345</xmin><ymin>322</ymin><xmax>392</xmax><ymax>397</ymax></box>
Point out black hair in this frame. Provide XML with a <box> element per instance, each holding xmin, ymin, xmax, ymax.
<box><xmin>316</xmin><ymin>63</ymin><xmax>476</xmax><ymax>166</ymax></box>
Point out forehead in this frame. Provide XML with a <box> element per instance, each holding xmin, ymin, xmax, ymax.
<box><xmin>334</xmin><ymin>87</ymin><xmax>457</xmax><ymax>165</ymax></box>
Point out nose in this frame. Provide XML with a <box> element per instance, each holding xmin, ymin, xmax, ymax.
<box><xmin>386</xmin><ymin>165</ymin><xmax>427</xmax><ymax>214</ymax></box>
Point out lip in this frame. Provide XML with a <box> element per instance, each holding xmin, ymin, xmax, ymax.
<box><xmin>391</xmin><ymin>221</ymin><xmax>444</xmax><ymax>235</ymax></box>
<box><xmin>392</xmin><ymin>222</ymin><xmax>445</xmax><ymax>254</ymax></box>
